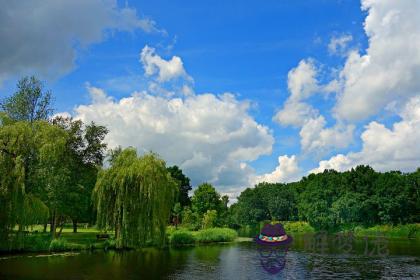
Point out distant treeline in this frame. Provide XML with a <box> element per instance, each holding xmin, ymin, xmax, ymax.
<box><xmin>230</xmin><ymin>166</ymin><xmax>420</xmax><ymax>231</ymax></box>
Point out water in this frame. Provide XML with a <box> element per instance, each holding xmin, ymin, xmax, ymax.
<box><xmin>0</xmin><ymin>236</ymin><xmax>419</xmax><ymax>279</ymax></box>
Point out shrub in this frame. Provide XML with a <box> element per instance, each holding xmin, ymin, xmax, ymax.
<box><xmin>283</xmin><ymin>221</ymin><xmax>315</xmax><ymax>233</ymax></box>
<box><xmin>170</xmin><ymin>230</ymin><xmax>195</xmax><ymax>246</ymax></box>
<box><xmin>49</xmin><ymin>239</ymin><xmax>85</xmax><ymax>251</ymax></box>
<box><xmin>49</xmin><ymin>239</ymin><xmax>68</xmax><ymax>251</ymax></box>
<box><xmin>202</xmin><ymin>210</ymin><xmax>218</xmax><ymax>229</ymax></box>
<box><xmin>26</xmin><ymin>234</ymin><xmax>52</xmax><ymax>251</ymax></box>
<box><xmin>195</xmin><ymin>228</ymin><xmax>237</xmax><ymax>243</ymax></box>
<box><xmin>103</xmin><ymin>239</ymin><xmax>116</xmax><ymax>250</ymax></box>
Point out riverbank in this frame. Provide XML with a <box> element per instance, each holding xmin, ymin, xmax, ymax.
<box><xmin>1</xmin><ymin>226</ymin><xmax>239</xmax><ymax>253</ymax></box>
<box><xmin>2</xmin><ymin>223</ymin><xmax>418</xmax><ymax>254</ymax></box>
<box><xmin>0</xmin><ymin>228</ymin><xmax>116</xmax><ymax>254</ymax></box>
<box><xmin>237</xmin><ymin>221</ymin><xmax>420</xmax><ymax>239</ymax></box>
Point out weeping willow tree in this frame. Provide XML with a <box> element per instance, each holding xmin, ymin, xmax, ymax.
<box><xmin>93</xmin><ymin>148</ymin><xmax>178</xmax><ymax>249</ymax></box>
<box><xmin>0</xmin><ymin>120</ymin><xmax>49</xmax><ymax>241</ymax></box>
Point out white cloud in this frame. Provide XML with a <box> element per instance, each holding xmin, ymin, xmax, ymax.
<box><xmin>300</xmin><ymin>116</ymin><xmax>354</xmax><ymax>154</ymax></box>
<box><xmin>0</xmin><ymin>0</ymin><xmax>163</xmax><ymax>83</ymax></box>
<box><xmin>328</xmin><ymin>34</ymin><xmax>353</xmax><ymax>56</ymax></box>
<box><xmin>253</xmin><ymin>155</ymin><xmax>301</xmax><ymax>184</ymax></box>
<box><xmin>273</xmin><ymin>100</ymin><xmax>318</xmax><ymax>127</ymax></box>
<box><xmin>140</xmin><ymin>45</ymin><xmax>192</xmax><ymax>83</ymax></box>
<box><xmin>273</xmin><ymin>59</ymin><xmax>354</xmax><ymax>154</ymax></box>
<box><xmin>287</xmin><ymin>59</ymin><xmax>319</xmax><ymax>101</ymax></box>
<box><xmin>333</xmin><ymin>0</ymin><xmax>420</xmax><ymax>121</ymax></box>
<box><xmin>311</xmin><ymin>96</ymin><xmax>420</xmax><ymax>173</ymax></box>
<box><xmin>273</xmin><ymin>59</ymin><xmax>320</xmax><ymax>127</ymax></box>
<box><xmin>73</xmin><ymin>86</ymin><xmax>274</xmax><ymax>190</ymax></box>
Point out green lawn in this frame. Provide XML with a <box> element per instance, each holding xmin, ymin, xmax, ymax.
<box><xmin>2</xmin><ymin>225</ymin><xmax>115</xmax><ymax>253</ymax></box>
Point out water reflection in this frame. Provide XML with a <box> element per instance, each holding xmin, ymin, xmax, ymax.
<box><xmin>0</xmin><ymin>237</ymin><xmax>419</xmax><ymax>279</ymax></box>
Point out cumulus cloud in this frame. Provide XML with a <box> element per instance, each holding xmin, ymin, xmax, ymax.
<box><xmin>274</xmin><ymin>100</ymin><xmax>318</xmax><ymax>127</ymax></box>
<box><xmin>73</xmin><ymin>86</ymin><xmax>274</xmax><ymax>190</ymax></box>
<box><xmin>328</xmin><ymin>34</ymin><xmax>353</xmax><ymax>56</ymax></box>
<box><xmin>333</xmin><ymin>0</ymin><xmax>420</xmax><ymax>121</ymax></box>
<box><xmin>253</xmin><ymin>155</ymin><xmax>302</xmax><ymax>184</ymax></box>
<box><xmin>311</xmin><ymin>96</ymin><xmax>420</xmax><ymax>173</ymax></box>
<box><xmin>140</xmin><ymin>45</ymin><xmax>192</xmax><ymax>83</ymax></box>
<box><xmin>273</xmin><ymin>59</ymin><xmax>354</xmax><ymax>154</ymax></box>
<box><xmin>273</xmin><ymin>59</ymin><xmax>319</xmax><ymax>127</ymax></box>
<box><xmin>0</xmin><ymin>0</ymin><xmax>163</xmax><ymax>83</ymax></box>
<box><xmin>287</xmin><ymin>59</ymin><xmax>319</xmax><ymax>101</ymax></box>
<box><xmin>300</xmin><ymin>116</ymin><xmax>355</xmax><ymax>154</ymax></box>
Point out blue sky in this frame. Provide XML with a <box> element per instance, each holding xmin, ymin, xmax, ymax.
<box><xmin>1</xmin><ymin>0</ymin><xmax>419</xmax><ymax>198</ymax></box>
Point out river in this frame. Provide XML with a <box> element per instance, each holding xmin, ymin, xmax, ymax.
<box><xmin>0</xmin><ymin>235</ymin><xmax>419</xmax><ymax>279</ymax></box>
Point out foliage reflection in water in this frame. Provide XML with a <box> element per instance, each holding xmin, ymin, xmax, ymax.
<box><xmin>0</xmin><ymin>237</ymin><xmax>419</xmax><ymax>279</ymax></box>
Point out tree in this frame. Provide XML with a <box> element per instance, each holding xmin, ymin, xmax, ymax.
<box><xmin>52</xmin><ymin>117</ymin><xmax>108</xmax><ymax>232</ymax></box>
<box><xmin>34</xmin><ymin>121</ymin><xmax>72</xmax><ymax>237</ymax></box>
<box><xmin>167</xmin><ymin>165</ymin><xmax>192</xmax><ymax>207</ymax></box>
<box><xmin>0</xmin><ymin>120</ymin><xmax>67</xmax><ymax>238</ymax></box>
<box><xmin>0</xmin><ymin>121</ymin><xmax>32</xmax><ymax>236</ymax></box>
<box><xmin>191</xmin><ymin>183</ymin><xmax>222</xmax><ymax>216</ymax></box>
<box><xmin>1</xmin><ymin>76</ymin><xmax>53</xmax><ymax>122</ymax></box>
<box><xmin>202</xmin><ymin>210</ymin><xmax>218</xmax><ymax>229</ymax></box>
<box><xmin>234</xmin><ymin>187</ymin><xmax>269</xmax><ymax>225</ymax></box>
<box><xmin>93</xmin><ymin>148</ymin><xmax>178</xmax><ymax>249</ymax></box>
<box><xmin>181</xmin><ymin>206</ymin><xmax>201</xmax><ymax>230</ymax></box>
<box><xmin>172</xmin><ymin>202</ymin><xmax>182</xmax><ymax>229</ymax></box>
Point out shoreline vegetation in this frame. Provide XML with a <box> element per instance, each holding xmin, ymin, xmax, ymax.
<box><xmin>1</xmin><ymin>222</ymin><xmax>418</xmax><ymax>254</ymax></box>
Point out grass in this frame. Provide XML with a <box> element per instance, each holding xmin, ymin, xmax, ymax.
<box><xmin>351</xmin><ymin>224</ymin><xmax>419</xmax><ymax>239</ymax></box>
<box><xmin>282</xmin><ymin>221</ymin><xmax>315</xmax><ymax>234</ymax></box>
<box><xmin>194</xmin><ymin>228</ymin><xmax>238</xmax><ymax>243</ymax></box>
<box><xmin>170</xmin><ymin>230</ymin><xmax>196</xmax><ymax>246</ymax></box>
<box><xmin>168</xmin><ymin>227</ymin><xmax>238</xmax><ymax>246</ymax></box>
<box><xmin>1</xmin><ymin>226</ymin><xmax>116</xmax><ymax>253</ymax></box>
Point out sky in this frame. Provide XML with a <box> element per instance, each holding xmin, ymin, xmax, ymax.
<box><xmin>1</xmin><ymin>0</ymin><xmax>419</xmax><ymax>200</ymax></box>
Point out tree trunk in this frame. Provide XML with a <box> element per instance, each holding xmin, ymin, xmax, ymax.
<box><xmin>50</xmin><ymin>212</ymin><xmax>56</xmax><ymax>237</ymax></box>
<box><xmin>72</xmin><ymin>220</ymin><xmax>77</xmax><ymax>233</ymax></box>
<box><xmin>50</xmin><ymin>211</ymin><xmax>55</xmax><ymax>235</ymax></box>
<box><xmin>43</xmin><ymin>222</ymin><xmax>47</xmax><ymax>233</ymax></box>
<box><xmin>57</xmin><ymin>221</ymin><xmax>65</xmax><ymax>238</ymax></box>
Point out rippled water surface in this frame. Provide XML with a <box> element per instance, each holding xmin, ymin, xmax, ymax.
<box><xmin>0</xmin><ymin>236</ymin><xmax>419</xmax><ymax>279</ymax></box>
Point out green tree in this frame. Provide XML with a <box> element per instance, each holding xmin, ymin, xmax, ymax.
<box><xmin>52</xmin><ymin>117</ymin><xmax>108</xmax><ymax>232</ymax></box>
<box><xmin>234</xmin><ymin>187</ymin><xmax>269</xmax><ymax>225</ymax></box>
<box><xmin>172</xmin><ymin>202</ymin><xmax>182</xmax><ymax>229</ymax></box>
<box><xmin>202</xmin><ymin>210</ymin><xmax>218</xmax><ymax>229</ymax></box>
<box><xmin>34</xmin><ymin>121</ymin><xmax>72</xmax><ymax>237</ymax></box>
<box><xmin>181</xmin><ymin>206</ymin><xmax>201</xmax><ymax>230</ymax></box>
<box><xmin>191</xmin><ymin>183</ymin><xmax>222</xmax><ymax>216</ymax></box>
<box><xmin>167</xmin><ymin>165</ymin><xmax>192</xmax><ymax>207</ymax></box>
<box><xmin>1</xmin><ymin>76</ymin><xmax>53</xmax><ymax>122</ymax></box>
<box><xmin>93</xmin><ymin>148</ymin><xmax>178</xmax><ymax>249</ymax></box>
<box><xmin>0</xmin><ymin>120</ymin><xmax>67</xmax><ymax>238</ymax></box>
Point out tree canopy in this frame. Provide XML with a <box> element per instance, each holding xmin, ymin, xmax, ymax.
<box><xmin>167</xmin><ymin>165</ymin><xmax>192</xmax><ymax>207</ymax></box>
<box><xmin>231</xmin><ymin>166</ymin><xmax>420</xmax><ymax>231</ymax></box>
<box><xmin>0</xmin><ymin>76</ymin><xmax>53</xmax><ymax>123</ymax></box>
<box><xmin>93</xmin><ymin>148</ymin><xmax>178</xmax><ymax>248</ymax></box>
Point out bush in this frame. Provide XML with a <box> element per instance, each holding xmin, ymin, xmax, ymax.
<box><xmin>49</xmin><ymin>239</ymin><xmax>68</xmax><ymax>251</ymax></box>
<box><xmin>49</xmin><ymin>239</ymin><xmax>85</xmax><ymax>251</ymax></box>
<box><xmin>0</xmin><ymin>233</ymin><xmax>52</xmax><ymax>252</ymax></box>
<box><xmin>195</xmin><ymin>228</ymin><xmax>237</xmax><ymax>243</ymax></box>
<box><xmin>103</xmin><ymin>238</ymin><xmax>116</xmax><ymax>250</ymax></box>
<box><xmin>170</xmin><ymin>230</ymin><xmax>196</xmax><ymax>246</ymax></box>
<box><xmin>283</xmin><ymin>221</ymin><xmax>315</xmax><ymax>233</ymax></box>
<box><xmin>352</xmin><ymin>224</ymin><xmax>419</xmax><ymax>239</ymax></box>
<box><xmin>202</xmin><ymin>210</ymin><xmax>218</xmax><ymax>229</ymax></box>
